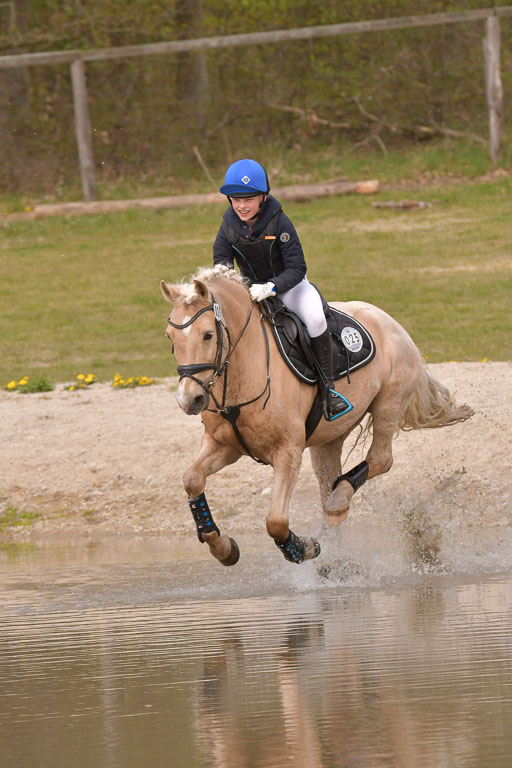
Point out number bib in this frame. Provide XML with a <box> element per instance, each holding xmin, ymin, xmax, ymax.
<box><xmin>341</xmin><ymin>326</ymin><xmax>363</xmax><ymax>353</ymax></box>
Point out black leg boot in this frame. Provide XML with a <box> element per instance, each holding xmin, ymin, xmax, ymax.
<box><xmin>310</xmin><ymin>330</ymin><xmax>353</xmax><ymax>421</ymax></box>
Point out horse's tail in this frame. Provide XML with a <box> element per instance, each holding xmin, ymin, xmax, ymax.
<box><xmin>399</xmin><ymin>364</ymin><xmax>474</xmax><ymax>431</ymax></box>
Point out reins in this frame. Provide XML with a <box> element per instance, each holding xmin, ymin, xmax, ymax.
<box><xmin>167</xmin><ymin>292</ymin><xmax>271</xmax><ymax>464</ymax></box>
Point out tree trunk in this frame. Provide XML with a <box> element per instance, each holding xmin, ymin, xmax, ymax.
<box><xmin>0</xmin><ymin>1</ymin><xmax>29</xmax><ymax>187</ymax></box>
<box><xmin>175</xmin><ymin>0</ymin><xmax>210</xmax><ymax>141</ymax></box>
<box><xmin>483</xmin><ymin>16</ymin><xmax>503</xmax><ymax>165</ymax></box>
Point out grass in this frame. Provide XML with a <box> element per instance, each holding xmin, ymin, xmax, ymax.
<box><xmin>6</xmin><ymin>375</ymin><xmax>53</xmax><ymax>393</ymax></box>
<box><xmin>0</xmin><ymin>507</ymin><xmax>40</xmax><ymax>529</ymax></box>
<box><xmin>4</xmin><ymin>137</ymin><xmax>509</xmax><ymax>211</ymax></box>
<box><xmin>1</xmin><ymin>142</ymin><xmax>511</xmax><ymax>385</ymax></box>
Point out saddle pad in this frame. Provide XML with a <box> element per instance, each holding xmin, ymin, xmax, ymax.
<box><xmin>262</xmin><ymin>297</ymin><xmax>376</xmax><ymax>385</ymax></box>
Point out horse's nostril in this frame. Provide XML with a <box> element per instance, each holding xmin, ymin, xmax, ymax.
<box><xmin>193</xmin><ymin>395</ymin><xmax>205</xmax><ymax>411</ymax></box>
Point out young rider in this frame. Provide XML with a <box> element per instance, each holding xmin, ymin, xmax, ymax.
<box><xmin>213</xmin><ymin>157</ymin><xmax>350</xmax><ymax>421</ymax></box>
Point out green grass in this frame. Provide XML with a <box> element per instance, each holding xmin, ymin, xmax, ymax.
<box><xmin>3</xmin><ymin>138</ymin><xmax>510</xmax><ymax>213</ymax></box>
<box><xmin>0</xmin><ymin>507</ymin><xmax>40</xmax><ymax>529</ymax></box>
<box><xmin>5</xmin><ymin>375</ymin><xmax>54</xmax><ymax>393</ymax></box>
<box><xmin>1</xmin><ymin>144</ymin><xmax>511</xmax><ymax>385</ymax></box>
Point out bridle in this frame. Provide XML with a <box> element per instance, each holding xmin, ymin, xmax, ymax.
<box><xmin>167</xmin><ymin>297</ymin><xmax>228</xmax><ymax>397</ymax></box>
<box><xmin>166</xmin><ymin>293</ymin><xmax>271</xmax><ymax>462</ymax></box>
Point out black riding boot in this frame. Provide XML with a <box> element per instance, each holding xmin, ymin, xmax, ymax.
<box><xmin>310</xmin><ymin>330</ymin><xmax>353</xmax><ymax>421</ymax></box>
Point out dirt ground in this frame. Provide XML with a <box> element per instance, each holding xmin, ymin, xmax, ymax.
<box><xmin>1</xmin><ymin>362</ymin><xmax>511</xmax><ymax>547</ymax></box>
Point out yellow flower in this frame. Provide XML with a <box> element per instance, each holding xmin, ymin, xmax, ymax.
<box><xmin>18</xmin><ymin>377</ymin><xmax>28</xmax><ymax>386</ymax></box>
<box><xmin>7</xmin><ymin>380</ymin><xmax>17</xmax><ymax>390</ymax></box>
<box><xmin>481</xmin><ymin>357</ymin><xmax>488</xmax><ymax>363</ymax></box>
<box><xmin>77</xmin><ymin>373</ymin><xmax>85</xmax><ymax>380</ymax></box>
<box><xmin>69</xmin><ymin>385</ymin><xmax>75</xmax><ymax>391</ymax></box>
<box><xmin>85</xmin><ymin>374</ymin><xmax>95</xmax><ymax>384</ymax></box>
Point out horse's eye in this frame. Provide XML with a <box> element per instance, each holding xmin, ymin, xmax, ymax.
<box><xmin>203</xmin><ymin>332</ymin><xmax>214</xmax><ymax>342</ymax></box>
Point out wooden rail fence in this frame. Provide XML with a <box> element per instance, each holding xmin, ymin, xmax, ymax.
<box><xmin>1</xmin><ymin>6</ymin><xmax>511</xmax><ymax>201</ymax></box>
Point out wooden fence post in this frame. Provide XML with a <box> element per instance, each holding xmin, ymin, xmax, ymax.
<box><xmin>70</xmin><ymin>58</ymin><xmax>97</xmax><ymax>201</ymax></box>
<box><xmin>483</xmin><ymin>15</ymin><xmax>503</xmax><ymax>165</ymax></box>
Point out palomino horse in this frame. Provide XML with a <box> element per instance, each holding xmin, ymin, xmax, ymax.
<box><xmin>161</xmin><ymin>266</ymin><xmax>473</xmax><ymax>567</ymax></box>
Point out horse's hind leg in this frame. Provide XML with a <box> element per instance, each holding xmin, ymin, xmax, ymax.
<box><xmin>326</xmin><ymin>388</ymin><xmax>412</xmax><ymax>519</ymax></box>
<box><xmin>183</xmin><ymin>433</ymin><xmax>242</xmax><ymax>566</ymax></box>
<box><xmin>309</xmin><ymin>436</ymin><xmax>346</xmax><ymax>526</ymax></box>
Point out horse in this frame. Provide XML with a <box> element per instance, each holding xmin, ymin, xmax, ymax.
<box><xmin>160</xmin><ymin>265</ymin><xmax>473</xmax><ymax>567</ymax></box>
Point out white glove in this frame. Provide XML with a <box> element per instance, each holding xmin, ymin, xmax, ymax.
<box><xmin>249</xmin><ymin>282</ymin><xmax>276</xmax><ymax>302</ymax></box>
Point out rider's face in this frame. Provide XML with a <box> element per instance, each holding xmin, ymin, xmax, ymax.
<box><xmin>231</xmin><ymin>194</ymin><xmax>264</xmax><ymax>223</ymax></box>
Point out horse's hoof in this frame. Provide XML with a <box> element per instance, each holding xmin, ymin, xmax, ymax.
<box><xmin>305</xmin><ymin>537</ymin><xmax>321</xmax><ymax>560</ymax></box>
<box><xmin>276</xmin><ymin>531</ymin><xmax>321</xmax><ymax>564</ymax></box>
<box><xmin>324</xmin><ymin>483</ymin><xmax>350</xmax><ymax>526</ymax></box>
<box><xmin>327</xmin><ymin>479</ymin><xmax>352</xmax><ymax>511</ymax></box>
<box><xmin>323</xmin><ymin>510</ymin><xmax>349</xmax><ymax>527</ymax></box>
<box><xmin>220</xmin><ymin>537</ymin><xmax>240</xmax><ymax>567</ymax></box>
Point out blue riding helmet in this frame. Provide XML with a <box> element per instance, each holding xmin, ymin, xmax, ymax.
<box><xmin>219</xmin><ymin>158</ymin><xmax>270</xmax><ymax>197</ymax></box>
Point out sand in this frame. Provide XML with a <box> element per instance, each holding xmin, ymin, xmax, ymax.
<box><xmin>1</xmin><ymin>363</ymin><xmax>510</xmax><ymax>554</ymax></box>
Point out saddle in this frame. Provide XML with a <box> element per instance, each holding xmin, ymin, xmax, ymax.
<box><xmin>261</xmin><ymin>293</ymin><xmax>376</xmax><ymax>439</ymax></box>
<box><xmin>261</xmin><ymin>295</ymin><xmax>375</xmax><ymax>385</ymax></box>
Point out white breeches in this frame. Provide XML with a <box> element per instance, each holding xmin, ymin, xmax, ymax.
<box><xmin>279</xmin><ymin>277</ymin><xmax>327</xmax><ymax>338</ymax></box>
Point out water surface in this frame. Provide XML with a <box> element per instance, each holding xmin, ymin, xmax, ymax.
<box><xmin>1</xmin><ymin>536</ymin><xmax>512</xmax><ymax>768</ymax></box>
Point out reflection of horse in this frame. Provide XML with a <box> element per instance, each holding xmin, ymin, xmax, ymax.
<box><xmin>161</xmin><ymin>266</ymin><xmax>473</xmax><ymax>566</ymax></box>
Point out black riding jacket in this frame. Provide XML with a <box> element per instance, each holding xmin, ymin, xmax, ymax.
<box><xmin>213</xmin><ymin>195</ymin><xmax>307</xmax><ymax>294</ymax></box>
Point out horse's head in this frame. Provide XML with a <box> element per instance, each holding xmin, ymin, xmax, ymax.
<box><xmin>161</xmin><ymin>276</ymin><xmax>221</xmax><ymax>415</ymax></box>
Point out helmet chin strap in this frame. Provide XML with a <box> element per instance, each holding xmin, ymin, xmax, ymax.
<box><xmin>259</xmin><ymin>194</ymin><xmax>268</xmax><ymax>211</ymax></box>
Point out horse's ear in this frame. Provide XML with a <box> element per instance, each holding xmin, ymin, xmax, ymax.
<box><xmin>160</xmin><ymin>280</ymin><xmax>181</xmax><ymax>304</ymax></box>
<box><xmin>193</xmin><ymin>279</ymin><xmax>210</xmax><ymax>301</ymax></box>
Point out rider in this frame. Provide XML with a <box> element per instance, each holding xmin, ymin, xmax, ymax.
<box><xmin>213</xmin><ymin>157</ymin><xmax>351</xmax><ymax>421</ymax></box>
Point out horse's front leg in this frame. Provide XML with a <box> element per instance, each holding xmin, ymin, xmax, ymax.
<box><xmin>183</xmin><ymin>433</ymin><xmax>242</xmax><ymax>566</ymax></box>
<box><xmin>267</xmin><ymin>447</ymin><xmax>321</xmax><ymax>565</ymax></box>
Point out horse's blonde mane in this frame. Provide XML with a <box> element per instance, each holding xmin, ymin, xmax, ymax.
<box><xmin>178</xmin><ymin>265</ymin><xmax>247</xmax><ymax>305</ymax></box>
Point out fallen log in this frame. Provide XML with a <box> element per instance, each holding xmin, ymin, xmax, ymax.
<box><xmin>2</xmin><ymin>178</ymin><xmax>379</xmax><ymax>221</ymax></box>
<box><xmin>372</xmin><ymin>199</ymin><xmax>436</xmax><ymax>210</ymax></box>
<box><xmin>276</xmin><ymin>178</ymin><xmax>379</xmax><ymax>201</ymax></box>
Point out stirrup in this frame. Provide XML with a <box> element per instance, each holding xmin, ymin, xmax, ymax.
<box><xmin>325</xmin><ymin>389</ymin><xmax>353</xmax><ymax>421</ymax></box>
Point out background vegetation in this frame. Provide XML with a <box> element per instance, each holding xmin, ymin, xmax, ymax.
<box><xmin>1</xmin><ymin>3</ymin><xmax>511</xmax><ymax>384</ymax></box>
<box><xmin>1</xmin><ymin>142</ymin><xmax>511</xmax><ymax>386</ymax></box>
<box><xmin>1</xmin><ymin>1</ymin><xmax>512</xmax><ymax>200</ymax></box>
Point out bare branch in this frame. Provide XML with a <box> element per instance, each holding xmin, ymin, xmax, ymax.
<box><xmin>267</xmin><ymin>103</ymin><xmax>351</xmax><ymax>130</ymax></box>
<box><xmin>192</xmin><ymin>145</ymin><xmax>215</xmax><ymax>184</ymax></box>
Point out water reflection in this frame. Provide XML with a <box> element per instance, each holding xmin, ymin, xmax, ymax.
<box><xmin>1</xmin><ymin>541</ymin><xmax>512</xmax><ymax>768</ymax></box>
